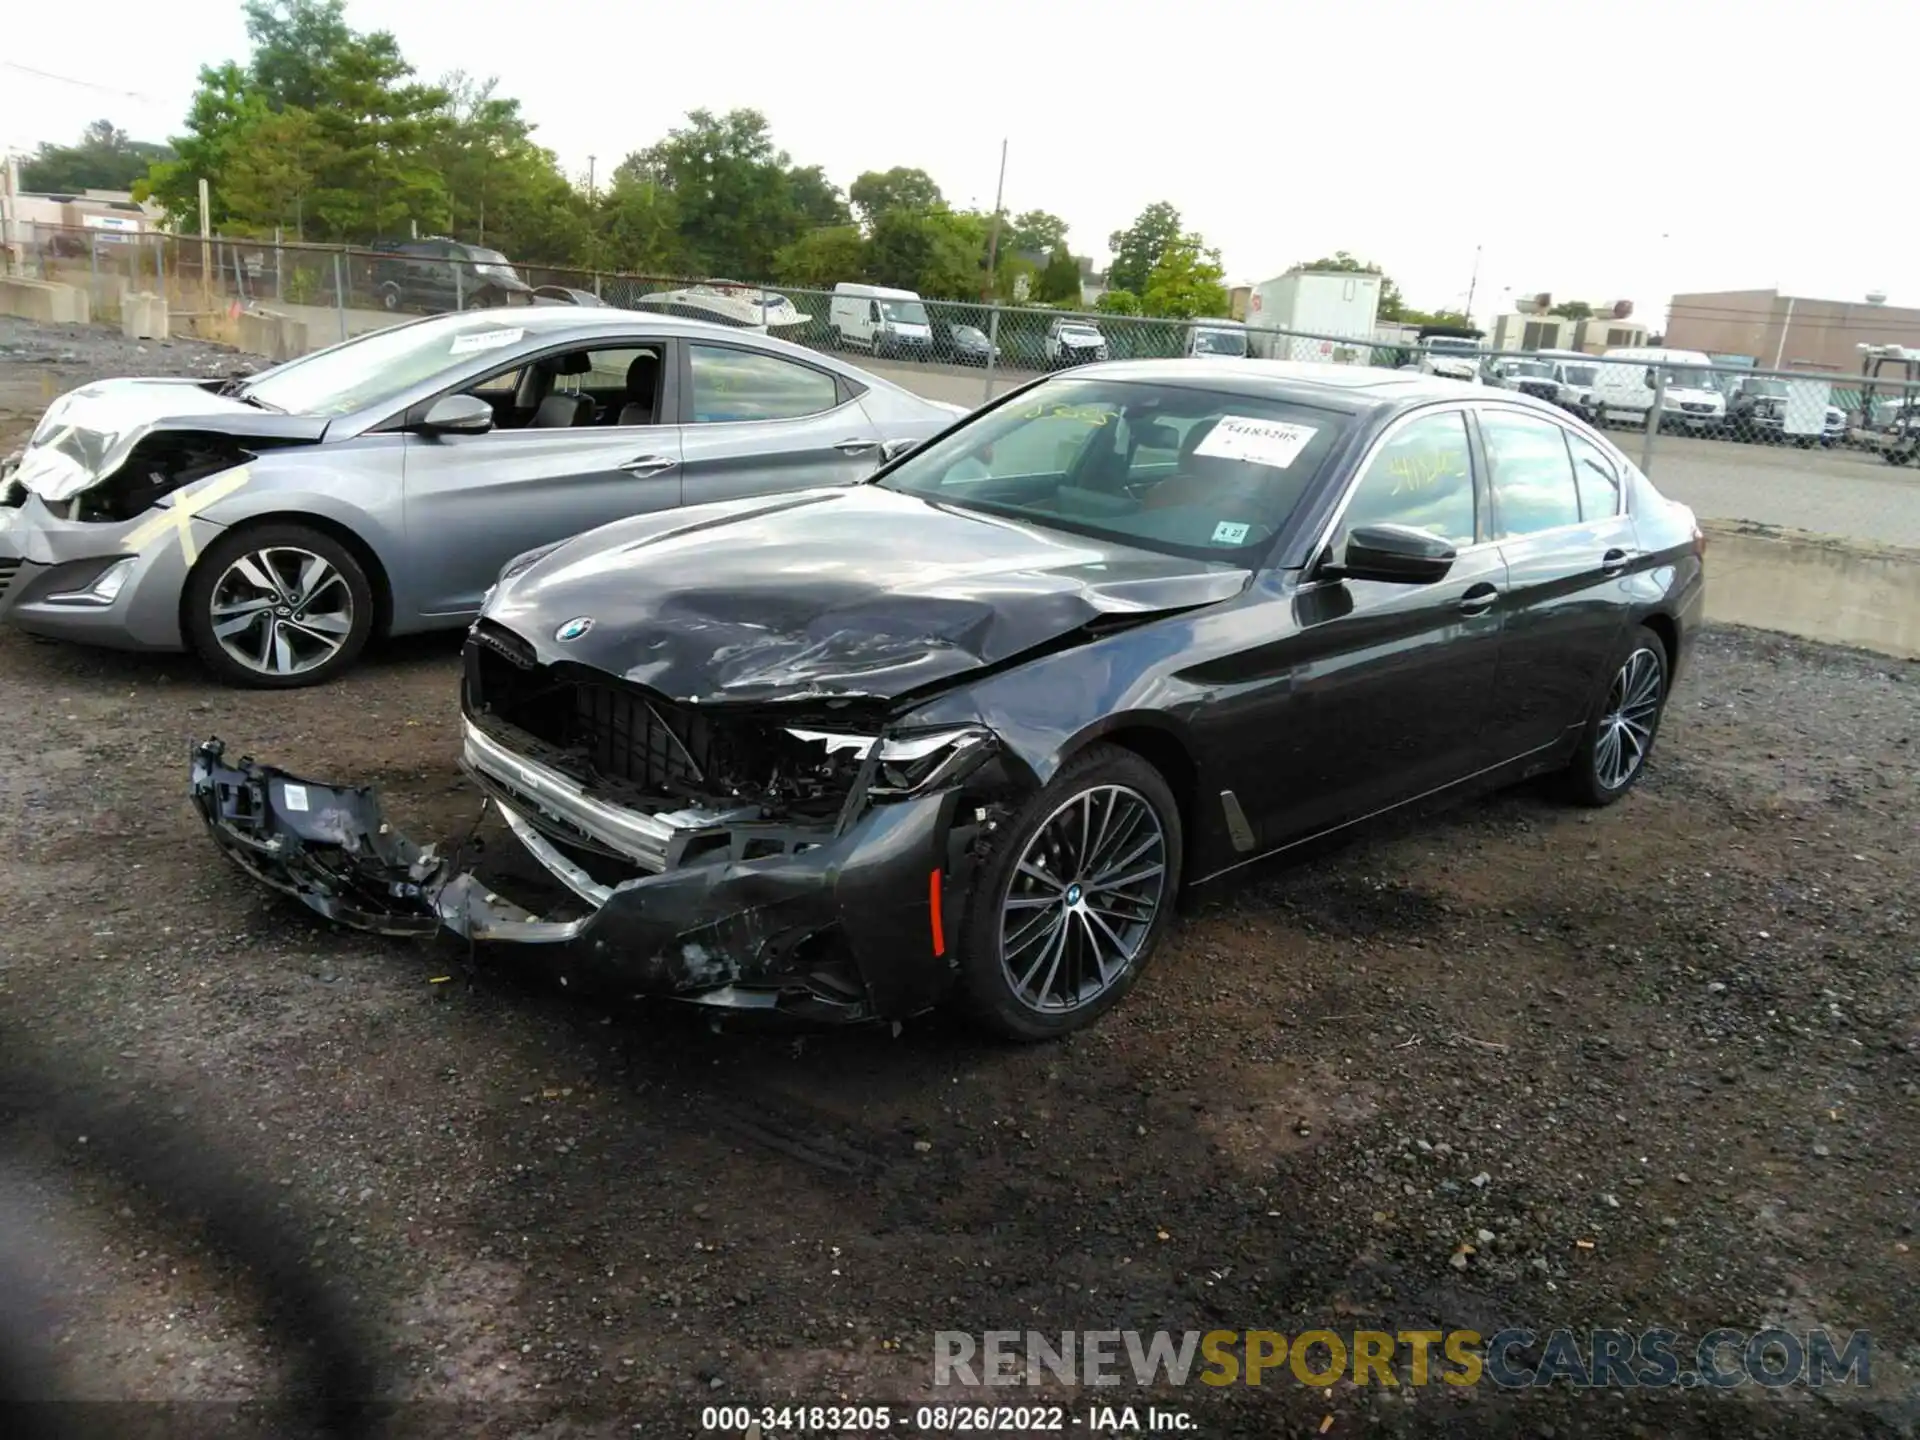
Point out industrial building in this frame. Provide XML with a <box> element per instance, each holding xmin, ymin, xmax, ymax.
<box><xmin>1665</xmin><ymin>289</ymin><xmax>1920</xmax><ymax>373</ymax></box>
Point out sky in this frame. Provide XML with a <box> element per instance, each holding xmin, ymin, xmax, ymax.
<box><xmin>4</xmin><ymin>0</ymin><xmax>1913</xmax><ymax>330</ymax></box>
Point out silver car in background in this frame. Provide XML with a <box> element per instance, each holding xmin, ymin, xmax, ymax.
<box><xmin>0</xmin><ymin>309</ymin><xmax>964</xmax><ymax>686</ymax></box>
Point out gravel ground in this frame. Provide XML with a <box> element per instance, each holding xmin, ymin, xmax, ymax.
<box><xmin>1</xmin><ymin>331</ymin><xmax>1916</xmax><ymax>1438</ymax></box>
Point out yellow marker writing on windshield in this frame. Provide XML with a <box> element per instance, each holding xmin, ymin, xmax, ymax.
<box><xmin>120</xmin><ymin>466</ymin><xmax>252</xmax><ymax>567</ymax></box>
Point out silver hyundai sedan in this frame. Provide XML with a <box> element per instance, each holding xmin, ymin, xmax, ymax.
<box><xmin>0</xmin><ymin>309</ymin><xmax>965</xmax><ymax>686</ymax></box>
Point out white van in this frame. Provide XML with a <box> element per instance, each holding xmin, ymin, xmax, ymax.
<box><xmin>1185</xmin><ymin>319</ymin><xmax>1249</xmax><ymax>358</ymax></box>
<box><xmin>829</xmin><ymin>282</ymin><xmax>933</xmax><ymax>358</ymax></box>
<box><xmin>1593</xmin><ymin>347</ymin><xmax>1726</xmax><ymax>432</ymax></box>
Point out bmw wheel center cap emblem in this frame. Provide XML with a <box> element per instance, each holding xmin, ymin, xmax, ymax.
<box><xmin>554</xmin><ymin>616</ymin><xmax>594</xmax><ymax>642</ymax></box>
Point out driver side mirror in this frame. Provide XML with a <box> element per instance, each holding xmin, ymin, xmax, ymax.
<box><xmin>879</xmin><ymin>438</ymin><xmax>919</xmax><ymax>462</ymax></box>
<box><xmin>413</xmin><ymin>393</ymin><xmax>494</xmax><ymax>435</ymax></box>
<box><xmin>1327</xmin><ymin>524</ymin><xmax>1456</xmax><ymax>585</ymax></box>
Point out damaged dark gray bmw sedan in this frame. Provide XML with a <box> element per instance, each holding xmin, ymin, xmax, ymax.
<box><xmin>192</xmin><ymin>361</ymin><xmax>1705</xmax><ymax>1038</ymax></box>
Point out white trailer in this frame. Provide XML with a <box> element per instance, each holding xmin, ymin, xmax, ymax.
<box><xmin>1245</xmin><ymin>269</ymin><xmax>1383</xmax><ymax>363</ymax></box>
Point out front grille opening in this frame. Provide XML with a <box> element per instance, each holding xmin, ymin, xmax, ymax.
<box><xmin>464</xmin><ymin>632</ymin><xmax>879</xmax><ymax>822</ymax></box>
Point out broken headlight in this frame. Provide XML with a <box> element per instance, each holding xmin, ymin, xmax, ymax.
<box><xmin>786</xmin><ymin>725</ymin><xmax>995</xmax><ymax>798</ymax></box>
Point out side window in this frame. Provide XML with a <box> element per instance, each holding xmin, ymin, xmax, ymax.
<box><xmin>689</xmin><ymin>345</ymin><xmax>839</xmax><ymax>423</ymax></box>
<box><xmin>1566</xmin><ymin>431</ymin><xmax>1621</xmax><ymax>519</ymax></box>
<box><xmin>1481</xmin><ymin>410</ymin><xmax>1582</xmax><ymax>537</ymax></box>
<box><xmin>1334</xmin><ymin>410</ymin><xmax>1476</xmax><ymax>551</ymax></box>
<box><xmin>472</xmin><ymin>367</ymin><xmax>522</xmax><ymax>397</ymax></box>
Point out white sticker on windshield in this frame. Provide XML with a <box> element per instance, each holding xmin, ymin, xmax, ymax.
<box><xmin>281</xmin><ymin>783</ymin><xmax>310</xmax><ymax>813</ymax></box>
<box><xmin>1194</xmin><ymin>415</ymin><xmax>1319</xmax><ymax>470</ymax></box>
<box><xmin>1211</xmin><ymin>521</ymin><xmax>1251</xmax><ymax>544</ymax></box>
<box><xmin>449</xmin><ymin>327</ymin><xmax>523</xmax><ymax>356</ymax></box>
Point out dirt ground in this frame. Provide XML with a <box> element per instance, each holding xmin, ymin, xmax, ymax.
<box><xmin>1</xmin><ymin>328</ymin><xmax>1917</xmax><ymax>1439</ymax></box>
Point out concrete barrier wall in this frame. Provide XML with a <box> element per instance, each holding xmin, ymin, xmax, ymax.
<box><xmin>0</xmin><ymin>277</ymin><xmax>91</xmax><ymax>325</ymax></box>
<box><xmin>234</xmin><ymin>308</ymin><xmax>309</xmax><ymax>362</ymax></box>
<box><xmin>1703</xmin><ymin>521</ymin><xmax>1920</xmax><ymax>659</ymax></box>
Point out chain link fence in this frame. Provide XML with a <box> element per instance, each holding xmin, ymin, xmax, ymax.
<box><xmin>10</xmin><ymin>225</ymin><xmax>1920</xmax><ymax>474</ymax></box>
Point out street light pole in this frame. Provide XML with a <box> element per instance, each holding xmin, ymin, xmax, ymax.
<box><xmin>1463</xmin><ymin>243</ymin><xmax>1482</xmax><ymax>324</ymax></box>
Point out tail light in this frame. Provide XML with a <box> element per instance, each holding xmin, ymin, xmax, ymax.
<box><xmin>1691</xmin><ymin>520</ymin><xmax>1707</xmax><ymax>558</ymax></box>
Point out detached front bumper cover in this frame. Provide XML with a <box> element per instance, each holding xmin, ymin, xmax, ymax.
<box><xmin>188</xmin><ymin>736</ymin><xmax>991</xmax><ymax>1022</ymax></box>
<box><xmin>189</xmin><ymin>738</ymin><xmax>448</xmax><ymax>936</ymax></box>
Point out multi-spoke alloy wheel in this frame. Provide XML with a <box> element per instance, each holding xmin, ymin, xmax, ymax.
<box><xmin>1596</xmin><ymin>646</ymin><xmax>1663</xmax><ymax>791</ymax></box>
<box><xmin>209</xmin><ymin>546</ymin><xmax>355</xmax><ymax>679</ymax></box>
<box><xmin>959</xmin><ymin>745</ymin><xmax>1183</xmax><ymax>1039</ymax></box>
<box><xmin>185</xmin><ymin>524</ymin><xmax>374</xmax><ymax>688</ymax></box>
<box><xmin>1565</xmin><ymin>627</ymin><xmax>1671</xmax><ymax>807</ymax></box>
<box><xmin>999</xmin><ymin>784</ymin><xmax>1168</xmax><ymax>1015</ymax></box>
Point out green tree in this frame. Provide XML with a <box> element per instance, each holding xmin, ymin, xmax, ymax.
<box><xmin>146</xmin><ymin>0</ymin><xmax>451</xmax><ymax>241</ymax></box>
<box><xmin>1292</xmin><ymin>251</ymin><xmax>1406</xmax><ymax>319</ymax></box>
<box><xmin>218</xmin><ymin>104</ymin><xmax>326</xmax><ymax>235</ymax></box>
<box><xmin>1036</xmin><ymin>244</ymin><xmax>1082</xmax><ymax>304</ymax></box>
<box><xmin>786</xmin><ymin>165</ymin><xmax>851</xmax><ymax>229</ymax></box>
<box><xmin>20</xmin><ymin>120</ymin><xmax>173</xmax><ymax>193</ymax></box>
<box><xmin>774</xmin><ymin>224</ymin><xmax>867</xmax><ymax>288</ymax></box>
<box><xmin>848</xmin><ymin>166</ymin><xmax>943</xmax><ymax>226</ymax></box>
<box><xmin>1095</xmin><ymin>289</ymin><xmax>1141</xmax><ymax>316</ymax></box>
<box><xmin>865</xmin><ymin>208</ymin><xmax>986</xmax><ymax>297</ymax></box>
<box><xmin>618</xmin><ymin>109</ymin><xmax>809</xmax><ymax>278</ymax></box>
<box><xmin>1142</xmin><ymin>234</ymin><xmax>1228</xmax><ymax>319</ymax></box>
<box><xmin>1107</xmin><ymin>201</ymin><xmax>1183</xmax><ymax>299</ymax></box>
<box><xmin>598</xmin><ymin>177</ymin><xmax>686</xmax><ymax>276</ymax></box>
<box><xmin>1008</xmin><ymin>209</ymin><xmax>1068</xmax><ymax>254</ymax></box>
<box><xmin>1549</xmin><ymin>299</ymin><xmax>1593</xmax><ymax>320</ymax></box>
<box><xmin>242</xmin><ymin>0</ymin><xmax>352</xmax><ymax>110</ymax></box>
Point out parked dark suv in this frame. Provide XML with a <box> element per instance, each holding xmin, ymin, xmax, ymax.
<box><xmin>367</xmin><ymin>237</ymin><xmax>533</xmax><ymax>313</ymax></box>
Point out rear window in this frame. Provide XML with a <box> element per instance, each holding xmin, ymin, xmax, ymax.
<box><xmin>876</xmin><ymin>378</ymin><xmax>1347</xmax><ymax>562</ymax></box>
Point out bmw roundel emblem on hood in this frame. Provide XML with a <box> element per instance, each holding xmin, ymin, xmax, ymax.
<box><xmin>554</xmin><ymin>616</ymin><xmax>595</xmax><ymax>642</ymax></box>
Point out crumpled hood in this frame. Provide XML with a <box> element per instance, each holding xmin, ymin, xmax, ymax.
<box><xmin>17</xmin><ymin>377</ymin><xmax>327</xmax><ymax>502</ymax></box>
<box><xmin>485</xmin><ymin>485</ymin><xmax>1250</xmax><ymax>703</ymax></box>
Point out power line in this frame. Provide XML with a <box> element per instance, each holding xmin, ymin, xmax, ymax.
<box><xmin>0</xmin><ymin>60</ymin><xmax>165</xmax><ymax>104</ymax></box>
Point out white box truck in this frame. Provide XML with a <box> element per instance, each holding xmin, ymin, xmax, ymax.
<box><xmin>1245</xmin><ymin>269</ymin><xmax>1383</xmax><ymax>363</ymax></box>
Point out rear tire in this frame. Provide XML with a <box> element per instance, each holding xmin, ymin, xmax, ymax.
<box><xmin>184</xmin><ymin>523</ymin><xmax>375</xmax><ymax>689</ymax></box>
<box><xmin>1562</xmin><ymin>626</ymin><xmax>1671</xmax><ymax>807</ymax></box>
<box><xmin>955</xmin><ymin>744</ymin><xmax>1183</xmax><ymax>1041</ymax></box>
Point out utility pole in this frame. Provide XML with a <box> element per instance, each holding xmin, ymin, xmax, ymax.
<box><xmin>1463</xmin><ymin>243</ymin><xmax>1482</xmax><ymax>324</ymax></box>
<box><xmin>586</xmin><ymin>154</ymin><xmax>596</xmax><ymax>199</ymax></box>
<box><xmin>982</xmin><ymin>138</ymin><xmax>1007</xmax><ymax>301</ymax></box>
<box><xmin>197</xmin><ymin>177</ymin><xmax>211</xmax><ymax>314</ymax></box>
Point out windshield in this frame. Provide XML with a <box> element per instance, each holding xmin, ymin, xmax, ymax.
<box><xmin>1563</xmin><ymin>365</ymin><xmax>1597</xmax><ymax>386</ymax></box>
<box><xmin>1060</xmin><ymin>326</ymin><xmax>1102</xmax><ymax>340</ymax></box>
<box><xmin>1660</xmin><ymin>367</ymin><xmax>1714</xmax><ymax>391</ymax></box>
<box><xmin>1743</xmin><ymin>378</ymin><xmax>1788</xmax><ymax>397</ymax></box>
<box><xmin>1506</xmin><ymin>361</ymin><xmax>1553</xmax><ymax>378</ymax></box>
<box><xmin>876</xmin><ymin>377</ymin><xmax>1346</xmax><ymax>562</ymax></box>
<box><xmin>880</xmin><ymin>299</ymin><xmax>929</xmax><ymax>326</ymax></box>
<box><xmin>1193</xmin><ymin>329</ymin><xmax>1248</xmax><ymax>356</ymax></box>
<box><xmin>241</xmin><ymin>312</ymin><xmax>527</xmax><ymax>417</ymax></box>
<box><xmin>1426</xmin><ymin>338</ymin><xmax>1478</xmax><ymax>355</ymax></box>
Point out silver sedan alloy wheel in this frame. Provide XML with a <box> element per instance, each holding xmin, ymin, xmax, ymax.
<box><xmin>208</xmin><ymin>546</ymin><xmax>355</xmax><ymax>678</ymax></box>
<box><xmin>998</xmin><ymin>784</ymin><xmax>1168</xmax><ymax>1015</ymax></box>
<box><xmin>1596</xmin><ymin>646</ymin><xmax>1664</xmax><ymax>790</ymax></box>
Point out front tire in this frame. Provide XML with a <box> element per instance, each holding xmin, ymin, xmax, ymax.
<box><xmin>955</xmin><ymin>744</ymin><xmax>1183</xmax><ymax>1040</ymax></box>
<box><xmin>1563</xmin><ymin>626</ymin><xmax>1670</xmax><ymax>806</ymax></box>
<box><xmin>184</xmin><ymin>523</ymin><xmax>375</xmax><ymax>689</ymax></box>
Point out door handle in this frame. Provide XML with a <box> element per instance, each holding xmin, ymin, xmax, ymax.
<box><xmin>1458</xmin><ymin>582</ymin><xmax>1500</xmax><ymax>616</ymax></box>
<box><xmin>833</xmin><ymin>437</ymin><xmax>881</xmax><ymax>455</ymax></box>
<box><xmin>618</xmin><ymin>454</ymin><xmax>678</xmax><ymax>477</ymax></box>
<box><xmin>1600</xmin><ymin>546</ymin><xmax>1636</xmax><ymax>575</ymax></box>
